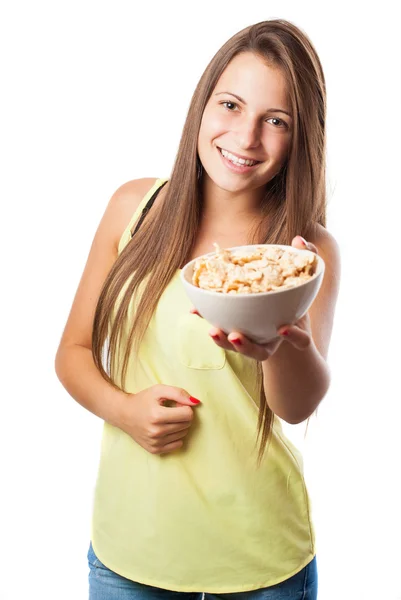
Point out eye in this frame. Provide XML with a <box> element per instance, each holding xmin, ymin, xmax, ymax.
<box><xmin>266</xmin><ymin>117</ymin><xmax>288</xmax><ymax>128</ymax></box>
<box><xmin>220</xmin><ymin>101</ymin><xmax>239</xmax><ymax>111</ymax></box>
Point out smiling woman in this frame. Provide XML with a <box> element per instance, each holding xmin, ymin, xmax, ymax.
<box><xmin>55</xmin><ymin>18</ymin><xmax>339</xmax><ymax>600</ymax></box>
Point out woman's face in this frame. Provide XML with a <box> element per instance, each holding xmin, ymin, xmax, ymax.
<box><xmin>197</xmin><ymin>52</ymin><xmax>293</xmax><ymax>194</ymax></box>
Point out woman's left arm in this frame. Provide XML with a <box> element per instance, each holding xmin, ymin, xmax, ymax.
<box><xmin>198</xmin><ymin>229</ymin><xmax>341</xmax><ymax>424</ymax></box>
<box><xmin>260</xmin><ymin>229</ymin><xmax>341</xmax><ymax>424</ymax></box>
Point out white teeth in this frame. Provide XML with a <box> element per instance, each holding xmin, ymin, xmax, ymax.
<box><xmin>220</xmin><ymin>148</ymin><xmax>258</xmax><ymax>167</ymax></box>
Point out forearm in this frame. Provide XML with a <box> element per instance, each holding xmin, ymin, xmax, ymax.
<box><xmin>262</xmin><ymin>341</ymin><xmax>330</xmax><ymax>424</ymax></box>
<box><xmin>55</xmin><ymin>344</ymin><xmax>129</xmax><ymax>428</ymax></box>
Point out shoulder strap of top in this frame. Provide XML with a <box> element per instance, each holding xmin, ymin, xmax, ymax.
<box><xmin>117</xmin><ymin>178</ymin><xmax>168</xmax><ymax>254</ymax></box>
<box><xmin>130</xmin><ymin>179</ymin><xmax>168</xmax><ymax>239</ymax></box>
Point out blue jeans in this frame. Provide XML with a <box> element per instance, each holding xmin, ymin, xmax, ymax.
<box><xmin>88</xmin><ymin>542</ymin><xmax>318</xmax><ymax>599</ymax></box>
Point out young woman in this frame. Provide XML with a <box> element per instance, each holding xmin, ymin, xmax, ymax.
<box><xmin>55</xmin><ymin>18</ymin><xmax>340</xmax><ymax>600</ymax></box>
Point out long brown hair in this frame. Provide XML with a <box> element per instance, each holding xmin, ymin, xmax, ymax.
<box><xmin>93</xmin><ymin>19</ymin><xmax>327</xmax><ymax>464</ymax></box>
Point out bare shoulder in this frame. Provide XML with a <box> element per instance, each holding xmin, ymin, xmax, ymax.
<box><xmin>54</xmin><ymin>178</ymin><xmax>160</xmax><ymax>352</ymax></box>
<box><xmin>309</xmin><ymin>223</ymin><xmax>341</xmax><ymax>275</ymax></box>
<box><xmin>111</xmin><ymin>177</ymin><xmax>159</xmax><ymax>209</ymax></box>
<box><xmin>107</xmin><ymin>177</ymin><xmax>159</xmax><ymax>250</ymax></box>
<box><xmin>309</xmin><ymin>223</ymin><xmax>341</xmax><ymax>310</ymax></box>
<box><xmin>304</xmin><ymin>224</ymin><xmax>341</xmax><ymax>360</ymax></box>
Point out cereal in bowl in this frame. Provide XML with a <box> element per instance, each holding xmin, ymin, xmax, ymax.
<box><xmin>192</xmin><ymin>244</ymin><xmax>318</xmax><ymax>295</ymax></box>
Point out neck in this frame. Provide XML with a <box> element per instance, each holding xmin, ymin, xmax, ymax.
<box><xmin>200</xmin><ymin>174</ymin><xmax>265</xmax><ymax>225</ymax></box>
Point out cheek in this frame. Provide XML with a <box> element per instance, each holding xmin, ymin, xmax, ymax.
<box><xmin>263</xmin><ymin>131</ymin><xmax>291</xmax><ymax>160</ymax></box>
<box><xmin>199</xmin><ymin>108</ymin><xmax>229</xmax><ymax>143</ymax></box>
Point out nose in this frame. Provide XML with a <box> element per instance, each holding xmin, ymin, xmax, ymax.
<box><xmin>234</xmin><ymin>117</ymin><xmax>261</xmax><ymax>150</ymax></box>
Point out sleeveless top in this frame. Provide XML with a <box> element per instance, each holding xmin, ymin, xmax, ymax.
<box><xmin>90</xmin><ymin>178</ymin><xmax>316</xmax><ymax>593</ymax></box>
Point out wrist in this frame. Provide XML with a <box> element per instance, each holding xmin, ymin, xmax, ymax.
<box><xmin>109</xmin><ymin>390</ymin><xmax>133</xmax><ymax>430</ymax></box>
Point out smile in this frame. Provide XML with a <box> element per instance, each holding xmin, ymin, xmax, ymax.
<box><xmin>218</xmin><ymin>147</ymin><xmax>261</xmax><ymax>167</ymax></box>
<box><xmin>217</xmin><ymin>147</ymin><xmax>262</xmax><ymax>174</ymax></box>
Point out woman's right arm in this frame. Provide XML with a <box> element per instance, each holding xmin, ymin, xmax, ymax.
<box><xmin>54</xmin><ymin>178</ymin><xmax>157</xmax><ymax>427</ymax></box>
<box><xmin>55</xmin><ymin>178</ymin><xmax>200</xmax><ymax>455</ymax></box>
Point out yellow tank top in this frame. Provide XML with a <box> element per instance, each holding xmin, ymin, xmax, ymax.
<box><xmin>91</xmin><ymin>178</ymin><xmax>315</xmax><ymax>593</ymax></box>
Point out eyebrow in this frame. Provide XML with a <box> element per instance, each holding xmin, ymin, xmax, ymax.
<box><xmin>215</xmin><ymin>91</ymin><xmax>292</xmax><ymax>118</ymax></box>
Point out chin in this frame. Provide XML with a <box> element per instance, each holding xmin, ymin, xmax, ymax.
<box><xmin>204</xmin><ymin>170</ymin><xmax>246</xmax><ymax>192</ymax></box>
<box><xmin>204</xmin><ymin>164</ymin><xmax>271</xmax><ymax>193</ymax></box>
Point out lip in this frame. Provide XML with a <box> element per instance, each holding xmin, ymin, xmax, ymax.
<box><xmin>217</xmin><ymin>147</ymin><xmax>261</xmax><ymax>174</ymax></box>
<box><xmin>218</xmin><ymin>147</ymin><xmax>262</xmax><ymax>163</ymax></box>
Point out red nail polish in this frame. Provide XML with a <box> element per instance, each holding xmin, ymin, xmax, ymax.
<box><xmin>189</xmin><ymin>396</ymin><xmax>201</xmax><ymax>404</ymax></box>
<box><xmin>281</xmin><ymin>329</ymin><xmax>289</xmax><ymax>336</ymax></box>
<box><xmin>298</xmin><ymin>236</ymin><xmax>307</xmax><ymax>246</ymax></box>
<box><xmin>231</xmin><ymin>338</ymin><xmax>242</xmax><ymax>345</ymax></box>
<box><xmin>210</xmin><ymin>333</ymin><xmax>220</xmax><ymax>340</ymax></box>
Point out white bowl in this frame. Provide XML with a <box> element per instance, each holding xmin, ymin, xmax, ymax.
<box><xmin>180</xmin><ymin>244</ymin><xmax>325</xmax><ymax>344</ymax></box>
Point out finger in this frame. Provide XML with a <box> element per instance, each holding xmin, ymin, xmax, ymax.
<box><xmin>148</xmin><ymin>421</ymin><xmax>190</xmax><ymax>442</ymax></box>
<box><xmin>159</xmin><ymin>440</ymin><xmax>184</xmax><ymax>455</ymax></box>
<box><xmin>208</xmin><ymin>327</ymin><xmax>236</xmax><ymax>351</ymax></box>
<box><xmin>159</xmin><ymin>405</ymin><xmax>195</xmax><ymax>424</ymax></box>
<box><xmin>226</xmin><ymin>332</ymin><xmax>270</xmax><ymax>361</ymax></box>
<box><xmin>159</xmin><ymin>428</ymin><xmax>190</xmax><ymax>447</ymax></box>
<box><xmin>291</xmin><ymin>235</ymin><xmax>318</xmax><ymax>255</ymax></box>
<box><xmin>278</xmin><ymin>325</ymin><xmax>311</xmax><ymax>350</ymax></box>
<box><xmin>190</xmin><ymin>307</ymin><xmax>202</xmax><ymax>317</ymax></box>
<box><xmin>155</xmin><ymin>384</ymin><xmax>201</xmax><ymax>408</ymax></box>
<box><xmin>159</xmin><ymin>422</ymin><xmax>191</xmax><ymax>438</ymax></box>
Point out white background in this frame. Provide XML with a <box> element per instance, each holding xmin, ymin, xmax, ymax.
<box><xmin>1</xmin><ymin>1</ymin><xmax>400</xmax><ymax>599</ymax></box>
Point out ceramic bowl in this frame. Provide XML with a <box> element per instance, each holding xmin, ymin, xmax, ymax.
<box><xmin>180</xmin><ymin>244</ymin><xmax>325</xmax><ymax>344</ymax></box>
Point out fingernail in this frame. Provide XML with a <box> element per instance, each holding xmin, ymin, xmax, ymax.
<box><xmin>280</xmin><ymin>329</ymin><xmax>290</xmax><ymax>336</ymax></box>
<box><xmin>298</xmin><ymin>236</ymin><xmax>307</xmax><ymax>246</ymax></box>
<box><xmin>231</xmin><ymin>337</ymin><xmax>242</xmax><ymax>345</ymax></box>
<box><xmin>189</xmin><ymin>396</ymin><xmax>201</xmax><ymax>404</ymax></box>
<box><xmin>210</xmin><ymin>333</ymin><xmax>220</xmax><ymax>340</ymax></box>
